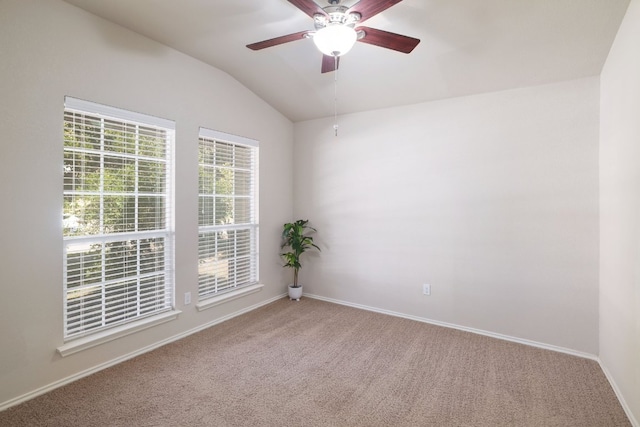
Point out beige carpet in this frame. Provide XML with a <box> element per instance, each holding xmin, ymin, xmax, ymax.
<box><xmin>0</xmin><ymin>297</ymin><xmax>631</xmax><ymax>426</ymax></box>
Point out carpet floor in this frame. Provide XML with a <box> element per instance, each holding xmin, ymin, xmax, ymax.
<box><xmin>0</xmin><ymin>297</ymin><xmax>631</xmax><ymax>426</ymax></box>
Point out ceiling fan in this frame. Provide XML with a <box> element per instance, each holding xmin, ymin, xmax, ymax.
<box><xmin>247</xmin><ymin>0</ymin><xmax>420</xmax><ymax>73</ymax></box>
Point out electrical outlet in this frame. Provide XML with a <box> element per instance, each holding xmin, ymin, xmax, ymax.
<box><xmin>422</xmin><ymin>284</ymin><xmax>431</xmax><ymax>296</ymax></box>
<box><xmin>184</xmin><ymin>292</ymin><xmax>191</xmax><ymax>305</ymax></box>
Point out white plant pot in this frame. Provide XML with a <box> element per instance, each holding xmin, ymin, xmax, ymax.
<box><xmin>288</xmin><ymin>285</ymin><xmax>303</xmax><ymax>301</ymax></box>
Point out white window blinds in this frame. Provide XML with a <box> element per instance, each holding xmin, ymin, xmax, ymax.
<box><xmin>198</xmin><ymin>128</ymin><xmax>259</xmax><ymax>299</ymax></box>
<box><xmin>63</xmin><ymin>97</ymin><xmax>175</xmax><ymax>340</ymax></box>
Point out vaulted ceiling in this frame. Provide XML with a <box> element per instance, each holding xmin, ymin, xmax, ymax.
<box><xmin>62</xmin><ymin>0</ymin><xmax>630</xmax><ymax>122</ymax></box>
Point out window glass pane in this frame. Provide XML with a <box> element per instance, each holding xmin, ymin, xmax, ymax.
<box><xmin>140</xmin><ymin>275</ymin><xmax>167</xmax><ymax>315</ymax></box>
<box><xmin>215</xmin><ymin>168</ymin><xmax>233</xmax><ymax>195</ymax></box>
<box><xmin>103</xmin><ymin>155</ymin><xmax>135</xmax><ymax>193</ymax></box>
<box><xmin>234</xmin><ymin>170</ymin><xmax>251</xmax><ymax>196</ymax></box>
<box><xmin>236</xmin><ymin>229</ymin><xmax>251</xmax><ymax>258</ymax></box>
<box><xmin>215</xmin><ymin>142</ymin><xmax>233</xmax><ymax>166</ymax></box>
<box><xmin>66</xmin><ymin>242</ymin><xmax>103</xmax><ymax>287</ymax></box>
<box><xmin>234</xmin><ymin>145</ymin><xmax>252</xmax><ymax>169</ymax></box>
<box><xmin>140</xmin><ymin>238</ymin><xmax>165</xmax><ymax>274</ymax></box>
<box><xmin>104</xmin><ymin>120</ymin><xmax>136</xmax><ymax>155</ymax></box>
<box><xmin>139</xmin><ymin>160</ymin><xmax>165</xmax><ymax>193</ymax></box>
<box><xmin>235</xmin><ymin>198</ymin><xmax>251</xmax><ymax>224</ymax></box>
<box><xmin>64</xmin><ymin>113</ymin><xmax>101</xmax><ymax>151</ymax></box>
<box><xmin>199</xmin><ymin>196</ymin><xmax>214</xmax><ymax>227</ymax></box>
<box><xmin>199</xmin><ymin>140</ymin><xmax>214</xmax><ymax>165</ymax></box>
<box><xmin>64</xmin><ymin>194</ymin><xmax>101</xmax><ymax>236</ymax></box>
<box><xmin>64</xmin><ymin>150</ymin><xmax>101</xmax><ymax>193</ymax></box>
<box><xmin>66</xmin><ymin>284</ymin><xmax>103</xmax><ymax>335</ymax></box>
<box><xmin>139</xmin><ymin>127</ymin><xmax>166</xmax><ymax>158</ymax></box>
<box><xmin>105</xmin><ymin>279</ymin><xmax>138</xmax><ymax>324</ymax></box>
<box><xmin>104</xmin><ymin>240</ymin><xmax>138</xmax><ymax>281</ymax></box>
<box><xmin>217</xmin><ymin>230</ymin><xmax>234</xmax><ymax>259</ymax></box>
<box><xmin>199</xmin><ymin>165</ymin><xmax>214</xmax><ymax>194</ymax></box>
<box><xmin>139</xmin><ymin>196</ymin><xmax>165</xmax><ymax>231</ymax></box>
<box><xmin>215</xmin><ymin>196</ymin><xmax>233</xmax><ymax>224</ymax></box>
<box><xmin>103</xmin><ymin>195</ymin><xmax>136</xmax><ymax>233</ymax></box>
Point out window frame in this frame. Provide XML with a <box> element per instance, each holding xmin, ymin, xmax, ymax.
<box><xmin>61</xmin><ymin>97</ymin><xmax>177</xmax><ymax>345</ymax></box>
<box><xmin>196</xmin><ymin>127</ymin><xmax>259</xmax><ymax>305</ymax></box>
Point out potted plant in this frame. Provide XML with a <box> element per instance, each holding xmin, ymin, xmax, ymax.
<box><xmin>281</xmin><ymin>219</ymin><xmax>320</xmax><ymax>301</ymax></box>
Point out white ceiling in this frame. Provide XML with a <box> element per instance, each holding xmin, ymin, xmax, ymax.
<box><xmin>62</xmin><ymin>0</ymin><xmax>630</xmax><ymax>122</ymax></box>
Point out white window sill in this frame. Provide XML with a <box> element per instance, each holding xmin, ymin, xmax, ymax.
<box><xmin>196</xmin><ymin>283</ymin><xmax>264</xmax><ymax>312</ymax></box>
<box><xmin>57</xmin><ymin>309</ymin><xmax>182</xmax><ymax>357</ymax></box>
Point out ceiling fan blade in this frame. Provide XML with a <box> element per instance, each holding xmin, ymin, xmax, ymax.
<box><xmin>288</xmin><ymin>0</ymin><xmax>327</xmax><ymax>19</ymax></box>
<box><xmin>247</xmin><ymin>30</ymin><xmax>311</xmax><ymax>50</ymax></box>
<box><xmin>347</xmin><ymin>0</ymin><xmax>403</xmax><ymax>23</ymax></box>
<box><xmin>321</xmin><ymin>55</ymin><xmax>340</xmax><ymax>73</ymax></box>
<box><xmin>356</xmin><ymin>26</ymin><xmax>420</xmax><ymax>53</ymax></box>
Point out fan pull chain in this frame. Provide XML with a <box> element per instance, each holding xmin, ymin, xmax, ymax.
<box><xmin>333</xmin><ymin>55</ymin><xmax>339</xmax><ymax>137</ymax></box>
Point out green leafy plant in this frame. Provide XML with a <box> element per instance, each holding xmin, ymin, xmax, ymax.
<box><xmin>281</xmin><ymin>219</ymin><xmax>320</xmax><ymax>288</ymax></box>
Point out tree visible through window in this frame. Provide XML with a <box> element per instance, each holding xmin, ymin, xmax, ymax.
<box><xmin>62</xmin><ymin>97</ymin><xmax>174</xmax><ymax>339</ymax></box>
<box><xmin>198</xmin><ymin>128</ymin><xmax>258</xmax><ymax>298</ymax></box>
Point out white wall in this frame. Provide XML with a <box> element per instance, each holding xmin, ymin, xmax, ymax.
<box><xmin>600</xmin><ymin>0</ymin><xmax>640</xmax><ymax>423</ymax></box>
<box><xmin>294</xmin><ymin>77</ymin><xmax>600</xmax><ymax>354</ymax></box>
<box><xmin>0</xmin><ymin>0</ymin><xmax>293</xmax><ymax>407</ymax></box>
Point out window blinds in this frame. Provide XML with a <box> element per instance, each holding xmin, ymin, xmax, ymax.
<box><xmin>63</xmin><ymin>97</ymin><xmax>174</xmax><ymax>339</ymax></box>
<box><xmin>198</xmin><ymin>128</ymin><xmax>259</xmax><ymax>298</ymax></box>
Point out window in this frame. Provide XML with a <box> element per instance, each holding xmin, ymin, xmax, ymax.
<box><xmin>63</xmin><ymin>97</ymin><xmax>174</xmax><ymax>340</ymax></box>
<box><xmin>198</xmin><ymin>128</ymin><xmax>258</xmax><ymax>300</ymax></box>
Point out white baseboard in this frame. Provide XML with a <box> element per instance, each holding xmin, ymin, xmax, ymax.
<box><xmin>304</xmin><ymin>293</ymin><xmax>597</xmax><ymax>360</ymax></box>
<box><xmin>0</xmin><ymin>292</ymin><xmax>286</xmax><ymax>412</ymax></box>
<box><xmin>598</xmin><ymin>360</ymin><xmax>640</xmax><ymax>427</ymax></box>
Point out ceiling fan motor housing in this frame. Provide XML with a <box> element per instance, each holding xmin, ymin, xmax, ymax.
<box><xmin>313</xmin><ymin>6</ymin><xmax>360</xmax><ymax>30</ymax></box>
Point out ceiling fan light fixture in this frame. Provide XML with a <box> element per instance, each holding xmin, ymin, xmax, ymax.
<box><xmin>313</xmin><ymin>24</ymin><xmax>357</xmax><ymax>57</ymax></box>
